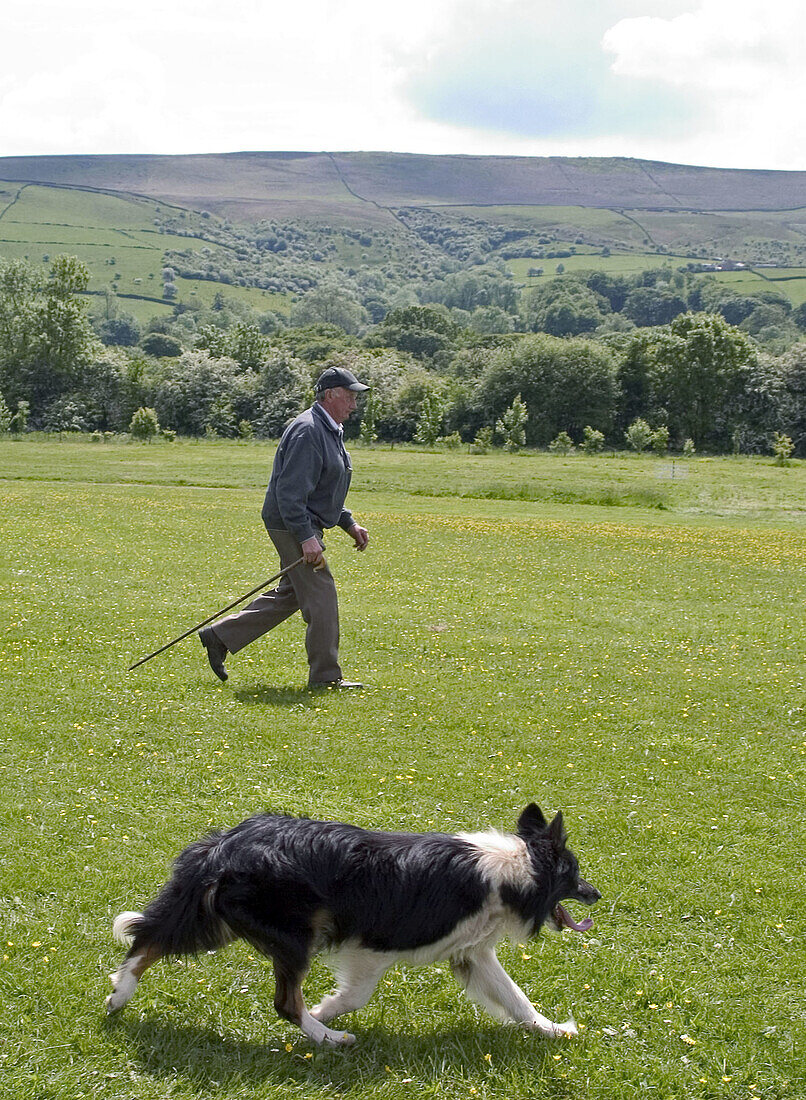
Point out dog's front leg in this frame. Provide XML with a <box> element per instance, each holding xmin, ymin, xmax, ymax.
<box><xmin>450</xmin><ymin>948</ymin><xmax>577</xmax><ymax>1038</ymax></box>
<box><xmin>310</xmin><ymin>948</ymin><xmax>388</xmax><ymax>1023</ymax></box>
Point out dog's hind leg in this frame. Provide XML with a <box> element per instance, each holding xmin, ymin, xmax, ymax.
<box><xmin>450</xmin><ymin>947</ymin><xmax>577</xmax><ymax>1038</ymax></box>
<box><xmin>310</xmin><ymin>947</ymin><xmax>388</xmax><ymax>1023</ymax></box>
<box><xmin>273</xmin><ymin>961</ymin><xmax>356</xmax><ymax>1046</ymax></box>
<box><xmin>106</xmin><ymin>943</ymin><xmax>163</xmax><ymax>1014</ymax></box>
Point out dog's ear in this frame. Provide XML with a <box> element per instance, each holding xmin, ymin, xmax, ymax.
<box><xmin>547</xmin><ymin>811</ymin><xmax>568</xmax><ymax>849</ymax></box>
<box><xmin>517</xmin><ymin>803</ymin><xmax>548</xmax><ymax>837</ymax></box>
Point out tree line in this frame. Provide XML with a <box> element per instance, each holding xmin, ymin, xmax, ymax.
<box><xmin>2</xmin><ymin>256</ymin><xmax>806</xmax><ymax>456</ymax></box>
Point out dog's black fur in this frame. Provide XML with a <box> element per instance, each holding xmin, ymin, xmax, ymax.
<box><xmin>107</xmin><ymin>805</ymin><xmax>599</xmax><ymax>1044</ymax></box>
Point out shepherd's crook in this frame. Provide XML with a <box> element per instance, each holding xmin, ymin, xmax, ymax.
<box><xmin>127</xmin><ymin>556</ymin><xmax>305</xmax><ymax>671</ymax></box>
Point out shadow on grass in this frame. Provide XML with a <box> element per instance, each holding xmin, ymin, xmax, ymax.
<box><xmin>232</xmin><ymin>684</ymin><xmax>320</xmax><ymax>708</ymax></box>
<box><xmin>110</xmin><ymin>1015</ymin><xmax>559</xmax><ymax>1087</ymax></box>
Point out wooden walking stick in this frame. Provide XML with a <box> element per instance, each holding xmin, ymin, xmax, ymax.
<box><xmin>128</xmin><ymin>557</ymin><xmax>306</xmax><ymax>671</ymax></box>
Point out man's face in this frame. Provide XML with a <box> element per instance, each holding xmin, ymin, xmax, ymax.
<box><xmin>322</xmin><ymin>386</ymin><xmax>358</xmax><ymax>425</ymax></box>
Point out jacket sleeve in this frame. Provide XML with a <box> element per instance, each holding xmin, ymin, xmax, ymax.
<box><xmin>273</xmin><ymin>425</ymin><xmax>324</xmax><ymax>543</ymax></box>
<box><xmin>337</xmin><ymin>507</ymin><xmax>356</xmax><ymax>532</ymax></box>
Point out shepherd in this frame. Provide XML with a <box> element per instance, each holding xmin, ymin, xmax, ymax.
<box><xmin>199</xmin><ymin>365</ymin><xmax>370</xmax><ymax>689</ymax></box>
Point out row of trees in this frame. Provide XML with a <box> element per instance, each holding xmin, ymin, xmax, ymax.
<box><xmin>520</xmin><ymin>268</ymin><xmax>806</xmax><ymax>352</ymax></box>
<box><xmin>2</xmin><ymin>257</ymin><xmax>806</xmax><ymax>455</ymax></box>
<box><xmin>147</xmin><ymin>258</ymin><xmax>806</xmax><ymax>355</ymax></box>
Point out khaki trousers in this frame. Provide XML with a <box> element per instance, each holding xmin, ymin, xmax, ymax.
<box><xmin>211</xmin><ymin>528</ymin><xmax>342</xmax><ymax>685</ymax></box>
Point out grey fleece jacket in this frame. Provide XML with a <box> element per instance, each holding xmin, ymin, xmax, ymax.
<box><xmin>261</xmin><ymin>403</ymin><xmax>355</xmax><ymax>543</ymax></box>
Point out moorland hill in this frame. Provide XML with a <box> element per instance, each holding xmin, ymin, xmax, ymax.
<box><xmin>2</xmin><ymin>151</ymin><xmax>806</xmax><ymax>224</ymax></box>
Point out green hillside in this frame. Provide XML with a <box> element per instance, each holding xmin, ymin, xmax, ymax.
<box><xmin>0</xmin><ymin>181</ymin><xmax>288</xmax><ymax>320</ymax></box>
<box><xmin>2</xmin><ymin>153</ymin><xmax>806</xmax><ymax>324</ymax></box>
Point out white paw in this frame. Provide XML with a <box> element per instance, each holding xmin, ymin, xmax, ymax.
<box><xmin>325</xmin><ymin>1030</ymin><xmax>356</xmax><ymax>1046</ymax></box>
<box><xmin>554</xmin><ymin>1019</ymin><xmax>578</xmax><ymax>1038</ymax></box>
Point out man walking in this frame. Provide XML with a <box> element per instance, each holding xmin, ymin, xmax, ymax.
<box><xmin>199</xmin><ymin>366</ymin><xmax>370</xmax><ymax>688</ymax></box>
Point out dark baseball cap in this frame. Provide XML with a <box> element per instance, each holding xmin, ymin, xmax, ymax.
<box><xmin>315</xmin><ymin>366</ymin><xmax>370</xmax><ymax>393</ymax></box>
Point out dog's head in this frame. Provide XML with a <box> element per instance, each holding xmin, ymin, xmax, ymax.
<box><xmin>516</xmin><ymin>803</ymin><xmax>601</xmax><ymax>933</ymax></box>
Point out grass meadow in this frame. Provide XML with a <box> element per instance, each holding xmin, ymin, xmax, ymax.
<box><xmin>0</xmin><ymin>182</ymin><xmax>286</xmax><ymax>318</ymax></box>
<box><xmin>1</xmin><ymin>438</ymin><xmax>804</xmax><ymax>1100</ymax></box>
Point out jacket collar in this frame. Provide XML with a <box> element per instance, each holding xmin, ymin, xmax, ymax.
<box><xmin>312</xmin><ymin>401</ymin><xmax>343</xmax><ymax>434</ymax></box>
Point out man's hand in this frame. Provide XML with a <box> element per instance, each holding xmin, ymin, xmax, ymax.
<box><xmin>301</xmin><ymin>536</ymin><xmax>325</xmax><ymax>567</ymax></box>
<box><xmin>348</xmin><ymin>524</ymin><xmax>369</xmax><ymax>551</ymax></box>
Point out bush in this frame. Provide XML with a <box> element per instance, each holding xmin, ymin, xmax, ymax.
<box><xmin>440</xmin><ymin>431</ymin><xmax>462</xmax><ymax>449</ymax></box>
<box><xmin>682</xmin><ymin>438</ymin><xmax>696</xmax><ymax>457</ymax></box>
<box><xmin>153</xmin><ymin>351</ymin><xmax>238</xmax><ymax>437</ymax></box>
<box><xmin>359</xmin><ymin>391</ymin><xmax>378</xmax><ymax>445</ymax></box>
<box><xmin>580</xmin><ymin>425</ymin><xmax>605</xmax><ymax>454</ymax></box>
<box><xmin>9</xmin><ymin>399</ymin><xmax>30</xmax><ymax>433</ymax></box>
<box><xmin>414</xmin><ymin>390</ymin><xmax>445</xmax><ymax>446</ymax></box>
<box><xmin>625</xmin><ymin>417</ymin><xmax>654</xmax><ymax>453</ymax></box>
<box><xmin>98</xmin><ymin>315</ymin><xmax>141</xmax><ymax>347</ymax></box>
<box><xmin>495</xmin><ymin>393</ymin><xmax>528</xmax><ymax>453</ymax></box>
<box><xmin>141</xmin><ymin>332</ymin><xmax>182</xmax><ymax>358</ymax></box>
<box><xmin>651</xmin><ymin>425</ymin><xmax>670</xmax><ymax>455</ymax></box>
<box><xmin>471</xmin><ymin>426</ymin><xmax>494</xmax><ymax>453</ymax></box>
<box><xmin>249</xmin><ymin>351</ymin><xmax>311</xmax><ymax>439</ymax></box>
<box><xmin>772</xmin><ymin>432</ymin><xmax>794</xmax><ymax>466</ymax></box>
<box><xmin>129</xmin><ymin>406</ymin><xmax>159</xmax><ymax>441</ymax></box>
<box><xmin>205</xmin><ymin>395</ymin><xmax>238</xmax><ymax>438</ymax></box>
<box><xmin>42</xmin><ymin>396</ymin><xmax>92</xmax><ymax>433</ymax></box>
<box><xmin>549</xmin><ymin>431</ymin><xmax>575</xmax><ymax>455</ymax></box>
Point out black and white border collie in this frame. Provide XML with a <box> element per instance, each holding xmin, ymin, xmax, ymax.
<box><xmin>106</xmin><ymin>804</ymin><xmax>600</xmax><ymax>1045</ymax></box>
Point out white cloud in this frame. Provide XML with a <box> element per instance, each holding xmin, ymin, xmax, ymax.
<box><xmin>0</xmin><ymin>0</ymin><xmax>804</xmax><ymax>169</ymax></box>
<box><xmin>0</xmin><ymin>0</ymin><xmax>476</xmax><ymax>155</ymax></box>
<box><xmin>601</xmin><ymin>1</ymin><xmax>806</xmax><ymax>166</ymax></box>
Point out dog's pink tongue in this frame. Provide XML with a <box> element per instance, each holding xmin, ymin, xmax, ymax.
<box><xmin>556</xmin><ymin>903</ymin><xmax>594</xmax><ymax>932</ymax></box>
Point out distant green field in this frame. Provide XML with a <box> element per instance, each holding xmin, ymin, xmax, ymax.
<box><xmin>175</xmin><ymin>276</ymin><xmax>292</xmax><ymax>315</ymax></box>
<box><xmin>427</xmin><ymin>203</ymin><xmax>806</xmax><ymax>269</ymax></box>
<box><xmin>721</xmin><ymin>268</ymin><xmax>806</xmax><ymax>306</ymax></box>
<box><xmin>508</xmin><ymin>252</ymin><xmax>693</xmax><ymax>281</ymax></box>
<box><xmin>509</xmin><ymin>253</ymin><xmax>806</xmax><ymax>305</ymax></box>
<box><xmin>100</xmin><ymin>295</ymin><xmax>175</xmax><ymax>325</ymax></box>
<box><xmin>0</xmin><ymin>181</ymin><xmax>286</xmax><ymax>321</ymax></box>
<box><xmin>2</xmin><ymin>438</ymin><xmax>804</xmax><ymax>526</ymax></box>
<box><xmin>0</xmin><ymin>184</ymin><xmax>166</xmax><ymax>302</ymax></box>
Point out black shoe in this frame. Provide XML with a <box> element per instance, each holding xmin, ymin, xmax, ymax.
<box><xmin>309</xmin><ymin>678</ymin><xmax>364</xmax><ymax>691</ymax></box>
<box><xmin>199</xmin><ymin>626</ymin><xmax>228</xmax><ymax>681</ymax></box>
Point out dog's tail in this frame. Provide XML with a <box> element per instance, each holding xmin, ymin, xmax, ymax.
<box><xmin>112</xmin><ymin>911</ymin><xmax>144</xmax><ymax>945</ymax></box>
<box><xmin>114</xmin><ymin>833</ymin><xmax>234</xmax><ymax>959</ymax></box>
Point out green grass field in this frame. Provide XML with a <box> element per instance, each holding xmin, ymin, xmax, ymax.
<box><xmin>716</xmin><ymin>269</ymin><xmax>806</xmax><ymax>307</ymax></box>
<box><xmin>508</xmin><ymin>252</ymin><xmax>806</xmax><ymax>306</ymax></box>
<box><xmin>508</xmin><ymin>251</ymin><xmax>694</xmax><ymax>281</ymax></box>
<box><xmin>1</xmin><ymin>439</ymin><xmax>804</xmax><ymax>1100</ymax></box>
<box><xmin>0</xmin><ymin>181</ymin><xmax>286</xmax><ymax>320</ymax></box>
<box><xmin>174</xmin><ymin>276</ymin><xmax>292</xmax><ymax>316</ymax></box>
<box><xmin>0</xmin><ymin>182</ymin><xmax>168</xmax><ymax>290</ymax></box>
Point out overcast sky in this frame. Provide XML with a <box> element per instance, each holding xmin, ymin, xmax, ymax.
<box><xmin>1</xmin><ymin>0</ymin><xmax>804</xmax><ymax>170</ymax></box>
